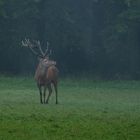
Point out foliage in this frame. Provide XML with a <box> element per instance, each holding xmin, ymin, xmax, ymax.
<box><xmin>0</xmin><ymin>0</ymin><xmax>140</xmax><ymax>78</ymax></box>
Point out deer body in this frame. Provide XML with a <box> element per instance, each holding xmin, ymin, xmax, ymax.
<box><xmin>22</xmin><ymin>39</ymin><xmax>59</xmax><ymax>104</ymax></box>
<box><xmin>35</xmin><ymin>59</ymin><xmax>58</xmax><ymax>104</ymax></box>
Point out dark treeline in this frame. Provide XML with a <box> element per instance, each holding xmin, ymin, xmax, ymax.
<box><xmin>0</xmin><ymin>0</ymin><xmax>140</xmax><ymax>79</ymax></box>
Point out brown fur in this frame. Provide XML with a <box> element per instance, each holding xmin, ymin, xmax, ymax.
<box><xmin>35</xmin><ymin>58</ymin><xmax>59</xmax><ymax>104</ymax></box>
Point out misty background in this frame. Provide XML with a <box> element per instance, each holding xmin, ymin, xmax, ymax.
<box><xmin>0</xmin><ymin>0</ymin><xmax>140</xmax><ymax>79</ymax></box>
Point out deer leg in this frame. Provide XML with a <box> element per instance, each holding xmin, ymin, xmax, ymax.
<box><xmin>38</xmin><ymin>84</ymin><xmax>43</xmax><ymax>104</ymax></box>
<box><xmin>43</xmin><ymin>86</ymin><xmax>47</xmax><ymax>104</ymax></box>
<box><xmin>45</xmin><ymin>84</ymin><xmax>52</xmax><ymax>104</ymax></box>
<box><xmin>53</xmin><ymin>81</ymin><xmax>58</xmax><ymax>104</ymax></box>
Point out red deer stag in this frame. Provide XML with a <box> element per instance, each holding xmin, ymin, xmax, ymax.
<box><xmin>22</xmin><ymin>39</ymin><xmax>58</xmax><ymax>104</ymax></box>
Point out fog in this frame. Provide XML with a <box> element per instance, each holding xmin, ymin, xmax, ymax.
<box><xmin>0</xmin><ymin>0</ymin><xmax>140</xmax><ymax>79</ymax></box>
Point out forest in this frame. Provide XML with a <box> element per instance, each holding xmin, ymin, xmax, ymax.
<box><xmin>0</xmin><ymin>0</ymin><xmax>140</xmax><ymax>79</ymax></box>
<box><xmin>0</xmin><ymin>1</ymin><xmax>140</xmax><ymax>139</ymax></box>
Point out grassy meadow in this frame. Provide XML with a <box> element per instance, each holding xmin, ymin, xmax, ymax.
<box><xmin>0</xmin><ymin>76</ymin><xmax>140</xmax><ymax>140</ymax></box>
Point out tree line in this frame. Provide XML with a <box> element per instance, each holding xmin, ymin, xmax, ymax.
<box><xmin>0</xmin><ymin>0</ymin><xmax>140</xmax><ymax>79</ymax></box>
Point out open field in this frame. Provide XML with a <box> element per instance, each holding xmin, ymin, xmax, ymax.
<box><xmin>0</xmin><ymin>76</ymin><xmax>140</xmax><ymax>140</ymax></box>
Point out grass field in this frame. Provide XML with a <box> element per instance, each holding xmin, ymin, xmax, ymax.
<box><xmin>0</xmin><ymin>76</ymin><xmax>140</xmax><ymax>140</ymax></box>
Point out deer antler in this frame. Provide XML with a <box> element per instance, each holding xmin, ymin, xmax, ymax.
<box><xmin>44</xmin><ymin>41</ymin><xmax>52</xmax><ymax>57</ymax></box>
<box><xmin>34</xmin><ymin>40</ymin><xmax>45</xmax><ymax>56</ymax></box>
<box><xmin>22</xmin><ymin>38</ymin><xmax>43</xmax><ymax>58</ymax></box>
<box><xmin>44</xmin><ymin>41</ymin><xmax>49</xmax><ymax>56</ymax></box>
<box><xmin>22</xmin><ymin>38</ymin><xmax>51</xmax><ymax>58</ymax></box>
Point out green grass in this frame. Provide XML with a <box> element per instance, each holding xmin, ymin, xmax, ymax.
<box><xmin>0</xmin><ymin>76</ymin><xmax>140</xmax><ymax>140</ymax></box>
